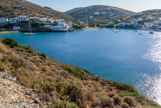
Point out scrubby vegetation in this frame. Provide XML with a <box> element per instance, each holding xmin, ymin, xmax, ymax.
<box><xmin>0</xmin><ymin>38</ymin><xmax>160</xmax><ymax>108</ymax></box>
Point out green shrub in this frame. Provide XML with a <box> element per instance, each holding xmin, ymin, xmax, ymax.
<box><xmin>2</xmin><ymin>38</ymin><xmax>18</xmax><ymax>48</ymax></box>
<box><xmin>101</xmin><ymin>97</ymin><xmax>113</xmax><ymax>107</ymax></box>
<box><xmin>62</xmin><ymin>66</ymin><xmax>83</xmax><ymax>79</ymax></box>
<box><xmin>108</xmin><ymin>92</ymin><xmax>117</xmax><ymax>98</ymax></box>
<box><xmin>114</xmin><ymin>82</ymin><xmax>136</xmax><ymax>93</ymax></box>
<box><xmin>121</xmin><ymin>102</ymin><xmax>129</xmax><ymax>108</ymax></box>
<box><xmin>66</xmin><ymin>85</ymin><xmax>87</xmax><ymax>108</ymax></box>
<box><xmin>41</xmin><ymin>53</ymin><xmax>47</xmax><ymax>58</ymax></box>
<box><xmin>113</xmin><ymin>96</ymin><xmax>122</xmax><ymax>105</ymax></box>
<box><xmin>123</xmin><ymin>96</ymin><xmax>135</xmax><ymax>106</ymax></box>
<box><xmin>52</xmin><ymin>100</ymin><xmax>78</xmax><ymax>108</ymax></box>
<box><xmin>0</xmin><ymin>28</ymin><xmax>6</xmax><ymax>31</ymax></box>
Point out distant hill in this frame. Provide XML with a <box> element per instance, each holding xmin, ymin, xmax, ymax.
<box><xmin>0</xmin><ymin>0</ymin><xmax>74</xmax><ymax>21</ymax></box>
<box><xmin>66</xmin><ymin>5</ymin><xmax>135</xmax><ymax>21</ymax></box>
<box><xmin>126</xmin><ymin>9</ymin><xmax>161</xmax><ymax>20</ymax></box>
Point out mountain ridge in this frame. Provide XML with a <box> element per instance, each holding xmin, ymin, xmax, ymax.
<box><xmin>126</xmin><ymin>9</ymin><xmax>161</xmax><ymax>20</ymax></box>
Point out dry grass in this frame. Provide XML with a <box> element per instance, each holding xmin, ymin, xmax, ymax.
<box><xmin>0</xmin><ymin>43</ymin><xmax>8</xmax><ymax>53</ymax></box>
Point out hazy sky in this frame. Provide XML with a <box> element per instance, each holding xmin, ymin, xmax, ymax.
<box><xmin>28</xmin><ymin>0</ymin><xmax>161</xmax><ymax>12</ymax></box>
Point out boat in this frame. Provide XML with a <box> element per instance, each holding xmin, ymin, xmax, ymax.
<box><xmin>149</xmin><ymin>31</ymin><xmax>154</xmax><ymax>34</ymax></box>
<box><xmin>24</xmin><ymin>33</ymin><xmax>36</xmax><ymax>35</ymax></box>
<box><xmin>24</xmin><ymin>20</ymin><xmax>36</xmax><ymax>35</ymax></box>
<box><xmin>139</xmin><ymin>33</ymin><xmax>142</xmax><ymax>35</ymax></box>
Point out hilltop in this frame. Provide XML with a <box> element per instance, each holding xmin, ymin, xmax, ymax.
<box><xmin>0</xmin><ymin>37</ymin><xmax>160</xmax><ymax>108</ymax></box>
<box><xmin>0</xmin><ymin>0</ymin><xmax>74</xmax><ymax>20</ymax></box>
<box><xmin>66</xmin><ymin>5</ymin><xmax>134</xmax><ymax>21</ymax></box>
<box><xmin>126</xmin><ymin>9</ymin><xmax>161</xmax><ymax>21</ymax></box>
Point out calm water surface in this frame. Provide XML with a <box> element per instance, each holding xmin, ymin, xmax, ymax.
<box><xmin>1</xmin><ymin>29</ymin><xmax>161</xmax><ymax>104</ymax></box>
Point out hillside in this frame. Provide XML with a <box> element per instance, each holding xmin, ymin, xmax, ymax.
<box><xmin>0</xmin><ymin>37</ymin><xmax>160</xmax><ymax>108</ymax></box>
<box><xmin>126</xmin><ymin>9</ymin><xmax>161</xmax><ymax>21</ymax></box>
<box><xmin>0</xmin><ymin>0</ymin><xmax>74</xmax><ymax>20</ymax></box>
<box><xmin>66</xmin><ymin>5</ymin><xmax>135</xmax><ymax>21</ymax></box>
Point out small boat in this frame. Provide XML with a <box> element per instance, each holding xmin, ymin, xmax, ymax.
<box><xmin>24</xmin><ymin>20</ymin><xmax>36</xmax><ymax>36</ymax></box>
<box><xmin>24</xmin><ymin>33</ymin><xmax>36</xmax><ymax>35</ymax></box>
<box><xmin>135</xmin><ymin>31</ymin><xmax>137</xmax><ymax>32</ymax></box>
<box><xmin>149</xmin><ymin>31</ymin><xmax>154</xmax><ymax>34</ymax></box>
<box><xmin>139</xmin><ymin>34</ymin><xmax>142</xmax><ymax>35</ymax></box>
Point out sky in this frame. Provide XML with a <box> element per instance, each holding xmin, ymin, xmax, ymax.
<box><xmin>28</xmin><ymin>0</ymin><xmax>161</xmax><ymax>12</ymax></box>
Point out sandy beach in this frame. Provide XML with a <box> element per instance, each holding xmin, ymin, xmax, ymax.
<box><xmin>0</xmin><ymin>31</ymin><xmax>19</xmax><ymax>34</ymax></box>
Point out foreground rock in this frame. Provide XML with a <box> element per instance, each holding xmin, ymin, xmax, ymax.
<box><xmin>0</xmin><ymin>71</ymin><xmax>42</xmax><ymax>108</ymax></box>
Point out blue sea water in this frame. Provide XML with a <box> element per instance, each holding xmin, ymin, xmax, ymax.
<box><xmin>1</xmin><ymin>29</ymin><xmax>161</xmax><ymax>104</ymax></box>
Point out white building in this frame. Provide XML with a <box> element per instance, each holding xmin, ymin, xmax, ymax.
<box><xmin>13</xmin><ymin>26</ymin><xmax>20</xmax><ymax>31</ymax></box>
<box><xmin>9</xmin><ymin>18</ymin><xmax>17</xmax><ymax>23</ymax></box>
<box><xmin>68</xmin><ymin>21</ymin><xmax>73</xmax><ymax>26</ymax></box>
<box><xmin>45</xmin><ymin>19</ymin><xmax>54</xmax><ymax>24</ymax></box>
<box><xmin>118</xmin><ymin>23</ymin><xmax>132</xmax><ymax>27</ymax></box>
<box><xmin>89</xmin><ymin>16</ymin><xmax>94</xmax><ymax>20</ymax></box>
<box><xmin>17</xmin><ymin>15</ymin><xmax>29</xmax><ymax>22</ymax></box>
<box><xmin>94</xmin><ymin>12</ymin><xmax>100</xmax><ymax>15</ymax></box>
<box><xmin>101</xmin><ymin>12</ymin><xmax>106</xmax><ymax>15</ymax></box>
<box><xmin>132</xmin><ymin>18</ymin><xmax>143</xmax><ymax>27</ymax></box>
<box><xmin>30</xmin><ymin>17</ymin><xmax>54</xmax><ymax>24</ymax></box>
<box><xmin>144</xmin><ymin>22</ymin><xmax>153</xmax><ymax>28</ymax></box>
<box><xmin>0</xmin><ymin>18</ymin><xmax>8</xmax><ymax>23</ymax></box>
<box><xmin>154</xmin><ymin>18</ymin><xmax>161</xmax><ymax>24</ymax></box>
<box><xmin>145</xmin><ymin>17</ymin><xmax>155</xmax><ymax>21</ymax></box>
<box><xmin>50</xmin><ymin>25</ymin><xmax>68</xmax><ymax>32</ymax></box>
<box><xmin>30</xmin><ymin>17</ymin><xmax>40</xmax><ymax>21</ymax></box>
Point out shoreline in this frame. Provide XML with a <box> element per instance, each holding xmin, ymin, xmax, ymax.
<box><xmin>0</xmin><ymin>31</ymin><xmax>19</xmax><ymax>34</ymax></box>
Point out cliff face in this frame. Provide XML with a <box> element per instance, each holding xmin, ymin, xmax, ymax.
<box><xmin>0</xmin><ymin>38</ymin><xmax>160</xmax><ymax>108</ymax></box>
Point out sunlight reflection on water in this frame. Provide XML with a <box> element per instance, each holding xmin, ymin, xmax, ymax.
<box><xmin>142</xmin><ymin>32</ymin><xmax>161</xmax><ymax>104</ymax></box>
<box><xmin>137</xmin><ymin>73</ymin><xmax>161</xmax><ymax>104</ymax></box>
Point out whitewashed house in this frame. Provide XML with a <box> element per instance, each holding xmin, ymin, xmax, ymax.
<box><xmin>0</xmin><ymin>18</ymin><xmax>8</xmax><ymax>23</ymax></box>
<box><xmin>9</xmin><ymin>18</ymin><xmax>17</xmax><ymax>23</ymax></box>
<box><xmin>101</xmin><ymin>12</ymin><xmax>106</xmax><ymax>15</ymax></box>
<box><xmin>144</xmin><ymin>22</ymin><xmax>153</xmax><ymax>28</ymax></box>
<box><xmin>145</xmin><ymin>17</ymin><xmax>155</xmax><ymax>21</ymax></box>
<box><xmin>68</xmin><ymin>21</ymin><xmax>73</xmax><ymax>26</ymax></box>
<box><xmin>30</xmin><ymin>17</ymin><xmax>40</xmax><ymax>21</ymax></box>
<box><xmin>94</xmin><ymin>12</ymin><xmax>100</xmax><ymax>15</ymax></box>
<box><xmin>17</xmin><ymin>15</ymin><xmax>29</xmax><ymax>22</ymax></box>
<box><xmin>132</xmin><ymin>18</ymin><xmax>143</xmax><ymax>27</ymax></box>
<box><xmin>45</xmin><ymin>19</ymin><xmax>54</xmax><ymax>24</ymax></box>
<box><xmin>89</xmin><ymin>16</ymin><xmax>94</xmax><ymax>20</ymax></box>
<box><xmin>106</xmin><ymin>8</ymin><xmax>111</xmax><ymax>11</ymax></box>
<box><xmin>56</xmin><ymin>19</ymin><xmax>65</xmax><ymax>25</ymax></box>
<box><xmin>118</xmin><ymin>23</ymin><xmax>132</xmax><ymax>27</ymax></box>
<box><xmin>50</xmin><ymin>25</ymin><xmax>68</xmax><ymax>32</ymax></box>
<box><xmin>13</xmin><ymin>26</ymin><xmax>21</xmax><ymax>31</ymax></box>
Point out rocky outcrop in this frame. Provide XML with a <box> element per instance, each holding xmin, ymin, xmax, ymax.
<box><xmin>0</xmin><ymin>70</ymin><xmax>42</xmax><ymax>108</ymax></box>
